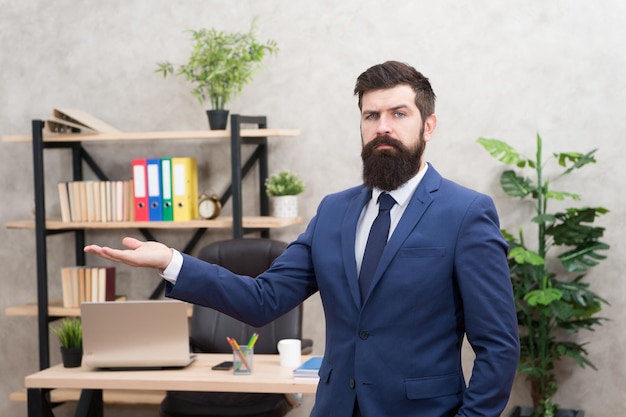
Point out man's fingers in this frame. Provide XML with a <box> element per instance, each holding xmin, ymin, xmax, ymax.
<box><xmin>122</xmin><ymin>237</ymin><xmax>144</xmax><ymax>249</ymax></box>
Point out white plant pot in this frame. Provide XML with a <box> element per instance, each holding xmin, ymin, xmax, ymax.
<box><xmin>271</xmin><ymin>195</ymin><xmax>299</xmax><ymax>218</ymax></box>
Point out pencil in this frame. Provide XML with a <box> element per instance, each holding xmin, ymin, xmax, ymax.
<box><xmin>247</xmin><ymin>333</ymin><xmax>259</xmax><ymax>350</ymax></box>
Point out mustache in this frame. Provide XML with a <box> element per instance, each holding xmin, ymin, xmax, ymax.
<box><xmin>365</xmin><ymin>135</ymin><xmax>403</xmax><ymax>152</ymax></box>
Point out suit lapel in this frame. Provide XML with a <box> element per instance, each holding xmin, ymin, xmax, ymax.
<box><xmin>362</xmin><ymin>167</ymin><xmax>441</xmax><ymax>305</ymax></box>
<box><xmin>341</xmin><ymin>187</ymin><xmax>371</xmax><ymax>309</ymax></box>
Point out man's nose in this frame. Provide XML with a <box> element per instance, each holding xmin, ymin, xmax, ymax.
<box><xmin>376</xmin><ymin>115</ymin><xmax>392</xmax><ymax>135</ymax></box>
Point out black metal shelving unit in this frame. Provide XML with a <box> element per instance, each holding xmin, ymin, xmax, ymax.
<box><xmin>29</xmin><ymin>114</ymin><xmax>279</xmax><ymax>370</ymax></box>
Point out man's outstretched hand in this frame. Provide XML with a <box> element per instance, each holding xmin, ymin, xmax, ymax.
<box><xmin>84</xmin><ymin>237</ymin><xmax>173</xmax><ymax>270</ymax></box>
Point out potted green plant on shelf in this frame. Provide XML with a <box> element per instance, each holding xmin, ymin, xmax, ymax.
<box><xmin>265</xmin><ymin>170</ymin><xmax>305</xmax><ymax>218</ymax></box>
<box><xmin>51</xmin><ymin>317</ymin><xmax>83</xmax><ymax>368</ymax></box>
<box><xmin>477</xmin><ymin>134</ymin><xmax>610</xmax><ymax>417</ymax></box>
<box><xmin>156</xmin><ymin>18</ymin><xmax>279</xmax><ymax>130</ymax></box>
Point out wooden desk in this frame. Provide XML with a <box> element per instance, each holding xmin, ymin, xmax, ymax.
<box><xmin>25</xmin><ymin>353</ymin><xmax>319</xmax><ymax>417</ymax></box>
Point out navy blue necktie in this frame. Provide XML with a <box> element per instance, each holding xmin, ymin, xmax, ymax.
<box><xmin>359</xmin><ymin>193</ymin><xmax>396</xmax><ymax>301</ymax></box>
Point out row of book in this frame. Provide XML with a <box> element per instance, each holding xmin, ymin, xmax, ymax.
<box><xmin>58</xmin><ymin>180</ymin><xmax>134</xmax><ymax>223</ymax></box>
<box><xmin>132</xmin><ymin>157</ymin><xmax>198</xmax><ymax>222</ymax></box>
<box><xmin>56</xmin><ymin>157</ymin><xmax>199</xmax><ymax>223</ymax></box>
<box><xmin>60</xmin><ymin>266</ymin><xmax>116</xmax><ymax>308</ymax></box>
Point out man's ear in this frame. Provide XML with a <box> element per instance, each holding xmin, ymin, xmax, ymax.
<box><xmin>423</xmin><ymin>114</ymin><xmax>437</xmax><ymax>142</ymax></box>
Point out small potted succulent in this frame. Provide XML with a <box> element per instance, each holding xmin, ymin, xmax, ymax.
<box><xmin>265</xmin><ymin>170</ymin><xmax>305</xmax><ymax>218</ymax></box>
<box><xmin>156</xmin><ymin>19</ymin><xmax>279</xmax><ymax>130</ymax></box>
<box><xmin>51</xmin><ymin>317</ymin><xmax>83</xmax><ymax>368</ymax></box>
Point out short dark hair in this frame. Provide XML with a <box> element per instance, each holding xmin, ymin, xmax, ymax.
<box><xmin>354</xmin><ymin>61</ymin><xmax>436</xmax><ymax>121</ymax></box>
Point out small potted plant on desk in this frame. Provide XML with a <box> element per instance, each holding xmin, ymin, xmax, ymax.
<box><xmin>477</xmin><ymin>134</ymin><xmax>610</xmax><ymax>417</ymax></box>
<box><xmin>265</xmin><ymin>170</ymin><xmax>305</xmax><ymax>218</ymax></box>
<box><xmin>51</xmin><ymin>317</ymin><xmax>83</xmax><ymax>368</ymax></box>
<box><xmin>156</xmin><ymin>18</ymin><xmax>279</xmax><ymax>130</ymax></box>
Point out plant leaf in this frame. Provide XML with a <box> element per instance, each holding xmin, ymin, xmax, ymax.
<box><xmin>509</xmin><ymin>247</ymin><xmax>545</xmax><ymax>266</ymax></box>
<box><xmin>477</xmin><ymin>138</ymin><xmax>527</xmax><ymax>167</ymax></box>
<box><xmin>544</xmin><ymin>190</ymin><xmax>580</xmax><ymax>201</ymax></box>
<box><xmin>555</xmin><ymin>341</ymin><xmax>597</xmax><ymax>370</ymax></box>
<box><xmin>500</xmin><ymin>170</ymin><xmax>535</xmax><ymax>198</ymax></box>
<box><xmin>556</xmin><ymin>149</ymin><xmax>598</xmax><ymax>176</ymax></box>
<box><xmin>559</xmin><ymin>242</ymin><xmax>610</xmax><ymax>272</ymax></box>
<box><xmin>524</xmin><ymin>288</ymin><xmax>563</xmax><ymax>306</ymax></box>
<box><xmin>546</xmin><ymin>207</ymin><xmax>608</xmax><ymax>246</ymax></box>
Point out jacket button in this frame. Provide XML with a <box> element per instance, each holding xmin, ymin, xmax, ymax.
<box><xmin>349</xmin><ymin>378</ymin><xmax>355</xmax><ymax>389</ymax></box>
<box><xmin>359</xmin><ymin>330</ymin><xmax>369</xmax><ymax>340</ymax></box>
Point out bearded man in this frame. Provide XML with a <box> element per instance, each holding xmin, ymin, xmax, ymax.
<box><xmin>86</xmin><ymin>61</ymin><xmax>520</xmax><ymax>417</ymax></box>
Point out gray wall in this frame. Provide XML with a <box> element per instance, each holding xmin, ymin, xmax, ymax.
<box><xmin>2</xmin><ymin>1</ymin><xmax>625</xmax><ymax>416</ymax></box>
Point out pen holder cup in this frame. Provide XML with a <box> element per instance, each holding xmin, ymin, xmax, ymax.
<box><xmin>233</xmin><ymin>346</ymin><xmax>253</xmax><ymax>375</ymax></box>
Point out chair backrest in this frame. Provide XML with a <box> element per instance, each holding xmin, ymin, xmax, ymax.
<box><xmin>190</xmin><ymin>238</ymin><xmax>300</xmax><ymax>355</ymax></box>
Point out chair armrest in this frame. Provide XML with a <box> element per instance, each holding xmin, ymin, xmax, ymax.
<box><xmin>301</xmin><ymin>338</ymin><xmax>314</xmax><ymax>355</ymax></box>
<box><xmin>284</xmin><ymin>393</ymin><xmax>303</xmax><ymax>408</ymax></box>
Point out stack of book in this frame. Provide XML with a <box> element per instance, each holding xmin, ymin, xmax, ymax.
<box><xmin>57</xmin><ymin>180</ymin><xmax>134</xmax><ymax>223</ymax></box>
<box><xmin>60</xmin><ymin>266</ymin><xmax>116</xmax><ymax>308</ymax></box>
<box><xmin>45</xmin><ymin>108</ymin><xmax>120</xmax><ymax>134</ymax></box>
<box><xmin>292</xmin><ymin>356</ymin><xmax>323</xmax><ymax>380</ymax></box>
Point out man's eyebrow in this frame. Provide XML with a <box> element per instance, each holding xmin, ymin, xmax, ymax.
<box><xmin>389</xmin><ymin>104</ymin><xmax>410</xmax><ymax>111</ymax></box>
<box><xmin>362</xmin><ymin>104</ymin><xmax>410</xmax><ymax>113</ymax></box>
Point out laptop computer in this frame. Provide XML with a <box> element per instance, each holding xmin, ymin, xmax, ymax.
<box><xmin>80</xmin><ymin>300</ymin><xmax>195</xmax><ymax>369</ymax></box>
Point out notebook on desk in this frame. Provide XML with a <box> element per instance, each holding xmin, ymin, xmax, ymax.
<box><xmin>80</xmin><ymin>300</ymin><xmax>195</xmax><ymax>369</ymax></box>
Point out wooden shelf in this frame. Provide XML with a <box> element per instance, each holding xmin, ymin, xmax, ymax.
<box><xmin>6</xmin><ymin>216</ymin><xmax>303</xmax><ymax>230</ymax></box>
<box><xmin>2</xmin><ymin>128</ymin><xmax>300</xmax><ymax>143</ymax></box>
<box><xmin>6</xmin><ymin>299</ymin><xmax>193</xmax><ymax>318</ymax></box>
<box><xmin>5</xmin><ymin>300</ymin><xmax>82</xmax><ymax>317</ymax></box>
<box><xmin>10</xmin><ymin>388</ymin><xmax>165</xmax><ymax>405</ymax></box>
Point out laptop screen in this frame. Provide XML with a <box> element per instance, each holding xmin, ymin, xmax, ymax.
<box><xmin>80</xmin><ymin>300</ymin><xmax>193</xmax><ymax>369</ymax></box>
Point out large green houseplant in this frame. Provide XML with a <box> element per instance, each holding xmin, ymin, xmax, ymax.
<box><xmin>156</xmin><ymin>19</ymin><xmax>278</xmax><ymax>129</ymax></box>
<box><xmin>477</xmin><ymin>135</ymin><xmax>610</xmax><ymax>417</ymax></box>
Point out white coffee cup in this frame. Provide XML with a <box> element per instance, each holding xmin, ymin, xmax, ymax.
<box><xmin>277</xmin><ymin>338</ymin><xmax>301</xmax><ymax>367</ymax></box>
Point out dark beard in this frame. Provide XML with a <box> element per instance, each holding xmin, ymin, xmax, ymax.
<box><xmin>361</xmin><ymin>134</ymin><xmax>425</xmax><ymax>191</ymax></box>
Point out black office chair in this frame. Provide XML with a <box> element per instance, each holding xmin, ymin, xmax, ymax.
<box><xmin>160</xmin><ymin>238</ymin><xmax>311</xmax><ymax>417</ymax></box>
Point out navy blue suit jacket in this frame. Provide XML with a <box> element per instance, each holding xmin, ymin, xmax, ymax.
<box><xmin>167</xmin><ymin>165</ymin><xmax>520</xmax><ymax>417</ymax></box>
